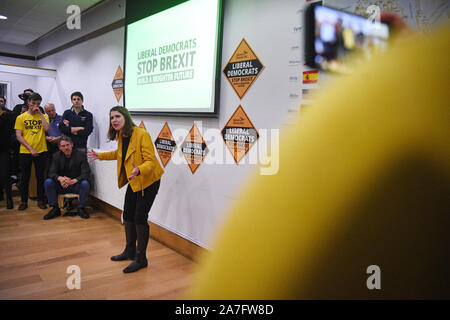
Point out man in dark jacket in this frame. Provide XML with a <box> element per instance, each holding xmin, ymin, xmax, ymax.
<box><xmin>0</xmin><ymin>95</ymin><xmax>9</xmax><ymax>111</ymax></box>
<box><xmin>0</xmin><ymin>97</ymin><xmax>14</xmax><ymax>209</ymax></box>
<box><xmin>43</xmin><ymin>135</ymin><xmax>91</xmax><ymax>220</ymax></box>
<box><xmin>58</xmin><ymin>91</ymin><xmax>93</xmax><ymax>152</ymax></box>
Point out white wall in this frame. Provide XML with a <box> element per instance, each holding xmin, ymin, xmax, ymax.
<box><xmin>0</xmin><ymin>41</ymin><xmax>38</xmax><ymax>109</ymax></box>
<box><xmin>0</xmin><ymin>70</ymin><xmax>37</xmax><ymax>109</ymax></box>
<box><xmin>32</xmin><ymin>0</ymin><xmax>313</xmax><ymax>248</ymax></box>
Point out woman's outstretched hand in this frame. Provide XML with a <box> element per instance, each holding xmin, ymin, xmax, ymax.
<box><xmin>87</xmin><ymin>149</ymin><xmax>99</xmax><ymax>162</ymax></box>
<box><xmin>128</xmin><ymin>162</ymin><xmax>140</xmax><ymax>181</ymax></box>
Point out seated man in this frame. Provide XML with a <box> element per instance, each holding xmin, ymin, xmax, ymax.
<box><xmin>44</xmin><ymin>135</ymin><xmax>91</xmax><ymax>220</ymax></box>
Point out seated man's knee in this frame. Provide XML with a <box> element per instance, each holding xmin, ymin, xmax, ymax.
<box><xmin>80</xmin><ymin>180</ymin><xmax>90</xmax><ymax>188</ymax></box>
<box><xmin>44</xmin><ymin>178</ymin><xmax>54</xmax><ymax>187</ymax></box>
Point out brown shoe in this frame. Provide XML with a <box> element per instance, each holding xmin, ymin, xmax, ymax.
<box><xmin>18</xmin><ymin>203</ymin><xmax>28</xmax><ymax>210</ymax></box>
<box><xmin>37</xmin><ymin>202</ymin><xmax>47</xmax><ymax>210</ymax></box>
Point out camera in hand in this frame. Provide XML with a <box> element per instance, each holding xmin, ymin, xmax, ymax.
<box><xmin>18</xmin><ymin>92</ymin><xmax>31</xmax><ymax>102</ymax></box>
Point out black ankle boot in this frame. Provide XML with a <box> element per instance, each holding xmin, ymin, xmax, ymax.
<box><xmin>111</xmin><ymin>222</ymin><xmax>136</xmax><ymax>261</ymax></box>
<box><xmin>123</xmin><ymin>223</ymin><xmax>149</xmax><ymax>273</ymax></box>
<box><xmin>6</xmin><ymin>197</ymin><xmax>13</xmax><ymax>210</ymax></box>
<box><xmin>5</xmin><ymin>184</ymin><xmax>13</xmax><ymax>210</ymax></box>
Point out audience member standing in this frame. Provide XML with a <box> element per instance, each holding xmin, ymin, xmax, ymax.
<box><xmin>11</xmin><ymin>89</ymin><xmax>35</xmax><ymax>185</ymax></box>
<box><xmin>59</xmin><ymin>92</ymin><xmax>93</xmax><ymax>153</ymax></box>
<box><xmin>12</xmin><ymin>89</ymin><xmax>44</xmax><ymax>118</ymax></box>
<box><xmin>0</xmin><ymin>97</ymin><xmax>14</xmax><ymax>209</ymax></box>
<box><xmin>44</xmin><ymin>103</ymin><xmax>62</xmax><ymax>162</ymax></box>
<box><xmin>12</xmin><ymin>89</ymin><xmax>34</xmax><ymax>118</ymax></box>
<box><xmin>14</xmin><ymin>92</ymin><xmax>49</xmax><ymax>211</ymax></box>
<box><xmin>0</xmin><ymin>96</ymin><xmax>10</xmax><ymax>111</ymax></box>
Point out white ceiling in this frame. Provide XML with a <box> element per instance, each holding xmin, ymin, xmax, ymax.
<box><xmin>0</xmin><ymin>0</ymin><xmax>103</xmax><ymax>46</ymax></box>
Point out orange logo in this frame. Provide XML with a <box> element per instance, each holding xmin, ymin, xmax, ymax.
<box><xmin>221</xmin><ymin>105</ymin><xmax>259</xmax><ymax>164</ymax></box>
<box><xmin>112</xmin><ymin>66</ymin><xmax>124</xmax><ymax>102</ymax></box>
<box><xmin>181</xmin><ymin>124</ymin><xmax>209</xmax><ymax>174</ymax></box>
<box><xmin>154</xmin><ymin>122</ymin><xmax>177</xmax><ymax>168</ymax></box>
<box><xmin>223</xmin><ymin>39</ymin><xmax>264</xmax><ymax>99</ymax></box>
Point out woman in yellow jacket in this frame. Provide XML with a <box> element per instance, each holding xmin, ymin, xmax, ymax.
<box><xmin>88</xmin><ymin>106</ymin><xmax>164</xmax><ymax>273</ymax></box>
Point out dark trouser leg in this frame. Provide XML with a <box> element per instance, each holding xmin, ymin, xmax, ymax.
<box><xmin>0</xmin><ymin>151</ymin><xmax>12</xmax><ymax>206</ymax></box>
<box><xmin>77</xmin><ymin>180</ymin><xmax>90</xmax><ymax>208</ymax></box>
<box><xmin>111</xmin><ymin>185</ymin><xmax>137</xmax><ymax>261</ymax></box>
<box><xmin>123</xmin><ymin>180</ymin><xmax>160</xmax><ymax>273</ymax></box>
<box><xmin>44</xmin><ymin>178</ymin><xmax>58</xmax><ymax>207</ymax></box>
<box><xmin>66</xmin><ymin>180</ymin><xmax>90</xmax><ymax>208</ymax></box>
<box><xmin>43</xmin><ymin>178</ymin><xmax>62</xmax><ymax>220</ymax></box>
<box><xmin>19</xmin><ymin>154</ymin><xmax>32</xmax><ymax>204</ymax></box>
<box><xmin>122</xmin><ymin>184</ymin><xmax>137</xmax><ymax>223</ymax></box>
<box><xmin>10</xmin><ymin>143</ymin><xmax>19</xmax><ymax>176</ymax></box>
<box><xmin>34</xmin><ymin>152</ymin><xmax>47</xmax><ymax>204</ymax></box>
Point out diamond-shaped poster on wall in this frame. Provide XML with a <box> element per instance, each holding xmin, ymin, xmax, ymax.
<box><xmin>223</xmin><ymin>38</ymin><xmax>264</xmax><ymax>99</ymax></box>
<box><xmin>138</xmin><ymin>120</ymin><xmax>147</xmax><ymax>130</ymax></box>
<box><xmin>181</xmin><ymin>124</ymin><xmax>209</xmax><ymax>174</ymax></box>
<box><xmin>112</xmin><ymin>66</ymin><xmax>124</xmax><ymax>102</ymax></box>
<box><xmin>154</xmin><ymin>122</ymin><xmax>177</xmax><ymax>168</ymax></box>
<box><xmin>221</xmin><ymin>105</ymin><xmax>259</xmax><ymax>164</ymax></box>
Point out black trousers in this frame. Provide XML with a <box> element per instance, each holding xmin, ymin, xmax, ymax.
<box><xmin>19</xmin><ymin>152</ymin><xmax>47</xmax><ymax>203</ymax></box>
<box><xmin>123</xmin><ymin>180</ymin><xmax>160</xmax><ymax>225</ymax></box>
<box><xmin>10</xmin><ymin>141</ymin><xmax>20</xmax><ymax>176</ymax></box>
<box><xmin>0</xmin><ymin>150</ymin><xmax>12</xmax><ymax>197</ymax></box>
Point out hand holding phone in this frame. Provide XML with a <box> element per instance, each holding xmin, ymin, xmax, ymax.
<box><xmin>305</xmin><ymin>4</ymin><xmax>390</xmax><ymax>73</ymax></box>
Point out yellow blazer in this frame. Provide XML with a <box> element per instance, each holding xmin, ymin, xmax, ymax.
<box><xmin>98</xmin><ymin>126</ymin><xmax>164</xmax><ymax>193</ymax></box>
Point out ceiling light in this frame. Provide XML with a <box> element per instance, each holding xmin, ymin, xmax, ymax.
<box><xmin>0</xmin><ymin>15</ymin><xmax>7</xmax><ymax>20</ymax></box>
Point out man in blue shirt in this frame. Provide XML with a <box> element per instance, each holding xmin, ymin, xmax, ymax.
<box><xmin>44</xmin><ymin>103</ymin><xmax>62</xmax><ymax>158</ymax></box>
<box><xmin>59</xmin><ymin>91</ymin><xmax>93</xmax><ymax>152</ymax></box>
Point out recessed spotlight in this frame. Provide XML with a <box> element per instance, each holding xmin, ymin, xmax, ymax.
<box><xmin>0</xmin><ymin>15</ymin><xmax>7</xmax><ymax>20</ymax></box>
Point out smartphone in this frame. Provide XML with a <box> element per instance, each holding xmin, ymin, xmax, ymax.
<box><xmin>304</xmin><ymin>4</ymin><xmax>390</xmax><ymax>73</ymax></box>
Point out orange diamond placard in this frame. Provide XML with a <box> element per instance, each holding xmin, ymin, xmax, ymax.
<box><xmin>112</xmin><ymin>65</ymin><xmax>124</xmax><ymax>102</ymax></box>
<box><xmin>181</xmin><ymin>124</ymin><xmax>209</xmax><ymax>174</ymax></box>
<box><xmin>223</xmin><ymin>38</ymin><xmax>264</xmax><ymax>99</ymax></box>
<box><xmin>138</xmin><ymin>120</ymin><xmax>147</xmax><ymax>130</ymax></box>
<box><xmin>221</xmin><ymin>105</ymin><xmax>259</xmax><ymax>164</ymax></box>
<box><xmin>154</xmin><ymin>122</ymin><xmax>177</xmax><ymax>168</ymax></box>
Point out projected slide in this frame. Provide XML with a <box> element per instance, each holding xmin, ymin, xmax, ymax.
<box><xmin>125</xmin><ymin>0</ymin><xmax>222</xmax><ymax>115</ymax></box>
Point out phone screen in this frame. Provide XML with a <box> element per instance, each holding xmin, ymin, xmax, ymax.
<box><xmin>308</xmin><ymin>5</ymin><xmax>389</xmax><ymax>73</ymax></box>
